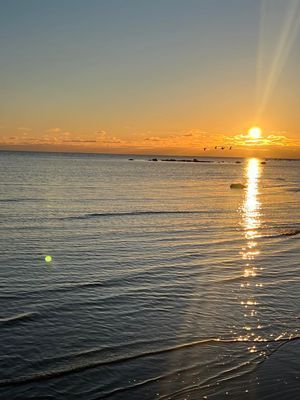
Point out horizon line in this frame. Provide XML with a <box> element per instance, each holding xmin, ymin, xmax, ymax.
<box><xmin>0</xmin><ymin>148</ymin><xmax>299</xmax><ymax>161</ymax></box>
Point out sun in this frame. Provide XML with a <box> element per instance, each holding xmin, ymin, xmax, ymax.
<box><xmin>248</xmin><ymin>126</ymin><xmax>262</xmax><ymax>140</ymax></box>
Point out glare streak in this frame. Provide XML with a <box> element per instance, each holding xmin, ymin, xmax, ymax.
<box><xmin>256</xmin><ymin>0</ymin><xmax>300</xmax><ymax>118</ymax></box>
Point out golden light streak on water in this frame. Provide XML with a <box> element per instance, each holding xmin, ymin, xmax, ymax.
<box><xmin>244</xmin><ymin>158</ymin><xmax>261</xmax><ymax>233</ymax></box>
<box><xmin>239</xmin><ymin>158</ymin><xmax>263</xmax><ymax>350</ymax></box>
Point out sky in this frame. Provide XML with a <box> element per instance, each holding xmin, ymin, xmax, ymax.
<box><xmin>0</xmin><ymin>0</ymin><xmax>300</xmax><ymax>157</ymax></box>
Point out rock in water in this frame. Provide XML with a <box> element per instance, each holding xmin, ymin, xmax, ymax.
<box><xmin>230</xmin><ymin>183</ymin><xmax>246</xmax><ymax>189</ymax></box>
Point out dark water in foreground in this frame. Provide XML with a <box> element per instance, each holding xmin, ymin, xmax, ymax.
<box><xmin>0</xmin><ymin>151</ymin><xmax>299</xmax><ymax>399</ymax></box>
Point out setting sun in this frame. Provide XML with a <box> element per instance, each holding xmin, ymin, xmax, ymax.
<box><xmin>248</xmin><ymin>127</ymin><xmax>262</xmax><ymax>140</ymax></box>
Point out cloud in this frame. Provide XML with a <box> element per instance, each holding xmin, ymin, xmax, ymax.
<box><xmin>144</xmin><ymin>136</ymin><xmax>166</xmax><ymax>142</ymax></box>
<box><xmin>63</xmin><ymin>139</ymin><xmax>97</xmax><ymax>143</ymax></box>
<box><xmin>0</xmin><ymin>126</ymin><xmax>224</xmax><ymax>150</ymax></box>
<box><xmin>1</xmin><ymin>126</ymin><xmax>299</xmax><ymax>157</ymax></box>
<box><xmin>18</xmin><ymin>127</ymin><xmax>32</xmax><ymax>132</ymax></box>
<box><xmin>46</xmin><ymin>127</ymin><xmax>63</xmax><ymax>133</ymax></box>
<box><xmin>140</xmin><ymin>129</ymin><xmax>214</xmax><ymax>149</ymax></box>
<box><xmin>228</xmin><ymin>132</ymin><xmax>296</xmax><ymax>147</ymax></box>
<box><xmin>95</xmin><ymin>130</ymin><xmax>125</xmax><ymax>144</ymax></box>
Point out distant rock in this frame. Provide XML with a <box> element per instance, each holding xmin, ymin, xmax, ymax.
<box><xmin>230</xmin><ymin>183</ymin><xmax>246</xmax><ymax>189</ymax></box>
<box><xmin>161</xmin><ymin>158</ymin><xmax>213</xmax><ymax>163</ymax></box>
<box><xmin>149</xmin><ymin>158</ymin><xmax>158</xmax><ymax>161</ymax></box>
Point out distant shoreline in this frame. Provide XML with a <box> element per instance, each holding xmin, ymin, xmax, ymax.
<box><xmin>0</xmin><ymin>149</ymin><xmax>299</xmax><ymax>161</ymax></box>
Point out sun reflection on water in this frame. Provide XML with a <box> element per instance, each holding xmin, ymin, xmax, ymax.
<box><xmin>244</xmin><ymin>158</ymin><xmax>261</xmax><ymax>237</ymax></box>
<box><xmin>240</xmin><ymin>158</ymin><xmax>264</xmax><ymax>351</ymax></box>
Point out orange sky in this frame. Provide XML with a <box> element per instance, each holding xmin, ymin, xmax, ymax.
<box><xmin>1</xmin><ymin>1</ymin><xmax>300</xmax><ymax>158</ymax></box>
<box><xmin>1</xmin><ymin>126</ymin><xmax>299</xmax><ymax>158</ymax></box>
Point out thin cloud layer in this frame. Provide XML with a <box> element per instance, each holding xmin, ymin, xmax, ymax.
<box><xmin>229</xmin><ymin>132</ymin><xmax>299</xmax><ymax>147</ymax></box>
<box><xmin>0</xmin><ymin>126</ymin><xmax>299</xmax><ymax>157</ymax></box>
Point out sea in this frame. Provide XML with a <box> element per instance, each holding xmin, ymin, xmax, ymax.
<box><xmin>0</xmin><ymin>151</ymin><xmax>299</xmax><ymax>400</ymax></box>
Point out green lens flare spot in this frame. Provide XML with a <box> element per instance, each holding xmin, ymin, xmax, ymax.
<box><xmin>45</xmin><ymin>255</ymin><xmax>52</xmax><ymax>263</ymax></box>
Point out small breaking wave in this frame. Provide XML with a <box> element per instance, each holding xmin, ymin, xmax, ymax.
<box><xmin>63</xmin><ymin>210</ymin><xmax>207</xmax><ymax>220</ymax></box>
<box><xmin>260</xmin><ymin>228</ymin><xmax>300</xmax><ymax>239</ymax></box>
<box><xmin>0</xmin><ymin>198</ymin><xmax>42</xmax><ymax>203</ymax></box>
<box><xmin>0</xmin><ymin>311</ymin><xmax>37</xmax><ymax>325</ymax></box>
<box><xmin>1</xmin><ymin>335</ymin><xmax>299</xmax><ymax>387</ymax></box>
<box><xmin>286</xmin><ymin>187</ymin><xmax>300</xmax><ymax>193</ymax></box>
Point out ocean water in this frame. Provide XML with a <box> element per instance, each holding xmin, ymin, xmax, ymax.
<box><xmin>0</xmin><ymin>151</ymin><xmax>299</xmax><ymax>400</ymax></box>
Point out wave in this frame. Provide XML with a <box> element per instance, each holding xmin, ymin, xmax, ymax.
<box><xmin>0</xmin><ymin>338</ymin><xmax>221</xmax><ymax>387</ymax></box>
<box><xmin>0</xmin><ymin>311</ymin><xmax>37</xmax><ymax>325</ymax></box>
<box><xmin>0</xmin><ymin>281</ymin><xmax>106</xmax><ymax>300</ymax></box>
<box><xmin>261</xmin><ymin>228</ymin><xmax>300</xmax><ymax>239</ymax></box>
<box><xmin>63</xmin><ymin>210</ymin><xmax>208</xmax><ymax>220</ymax></box>
<box><xmin>157</xmin><ymin>359</ymin><xmax>259</xmax><ymax>400</ymax></box>
<box><xmin>0</xmin><ymin>198</ymin><xmax>42</xmax><ymax>203</ymax></box>
<box><xmin>99</xmin><ymin>357</ymin><xmax>250</xmax><ymax>399</ymax></box>
<box><xmin>0</xmin><ymin>199</ymin><xmax>20</xmax><ymax>202</ymax></box>
<box><xmin>214</xmin><ymin>275</ymin><xmax>245</xmax><ymax>285</ymax></box>
<box><xmin>1</xmin><ymin>335</ymin><xmax>299</xmax><ymax>388</ymax></box>
<box><xmin>287</xmin><ymin>187</ymin><xmax>300</xmax><ymax>193</ymax></box>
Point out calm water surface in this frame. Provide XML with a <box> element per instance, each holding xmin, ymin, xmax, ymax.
<box><xmin>0</xmin><ymin>151</ymin><xmax>299</xmax><ymax>399</ymax></box>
